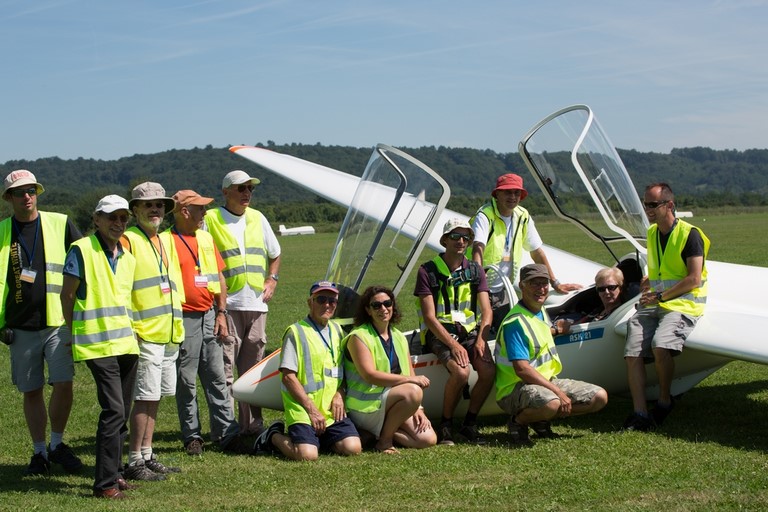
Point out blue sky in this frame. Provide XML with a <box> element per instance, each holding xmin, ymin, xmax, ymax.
<box><xmin>2</xmin><ymin>0</ymin><xmax>766</xmax><ymax>161</ymax></box>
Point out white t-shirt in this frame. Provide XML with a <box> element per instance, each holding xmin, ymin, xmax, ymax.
<box><xmin>206</xmin><ymin>207</ymin><xmax>281</xmax><ymax>312</ymax></box>
<box><xmin>471</xmin><ymin>209</ymin><xmax>542</xmax><ymax>291</ymax></box>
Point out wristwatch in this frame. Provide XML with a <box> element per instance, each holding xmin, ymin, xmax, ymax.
<box><xmin>269</xmin><ymin>274</ymin><xmax>279</xmax><ymax>281</ymax></box>
<box><xmin>551</xmin><ymin>279</ymin><xmax>561</xmax><ymax>289</ymax></box>
<box><xmin>656</xmin><ymin>291</ymin><xmax>664</xmax><ymax>302</ymax></box>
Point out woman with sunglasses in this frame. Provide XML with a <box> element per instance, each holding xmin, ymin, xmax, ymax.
<box><xmin>578</xmin><ymin>267</ymin><xmax>625</xmax><ymax>323</ymax></box>
<box><xmin>343</xmin><ymin>286</ymin><xmax>436</xmax><ymax>454</ymax></box>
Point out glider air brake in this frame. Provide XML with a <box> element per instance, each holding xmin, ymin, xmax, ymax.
<box><xmin>231</xmin><ymin>105</ymin><xmax>768</xmax><ymax>419</ymax></box>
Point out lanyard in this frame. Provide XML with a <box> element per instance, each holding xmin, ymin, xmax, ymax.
<box><xmin>12</xmin><ymin>217</ymin><xmax>39</xmax><ymax>268</ymax></box>
<box><xmin>308</xmin><ymin>317</ymin><xmax>334</xmax><ymax>360</ymax></box>
<box><xmin>137</xmin><ymin>226</ymin><xmax>167</xmax><ymax>277</ymax></box>
<box><xmin>377</xmin><ymin>326</ymin><xmax>395</xmax><ymax>369</ymax></box>
<box><xmin>172</xmin><ymin>226</ymin><xmax>201</xmax><ymax>273</ymax></box>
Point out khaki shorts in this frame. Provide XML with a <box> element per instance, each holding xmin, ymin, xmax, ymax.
<box><xmin>10</xmin><ymin>326</ymin><xmax>74</xmax><ymax>392</ymax></box>
<box><xmin>134</xmin><ymin>340</ymin><xmax>179</xmax><ymax>401</ymax></box>
<box><xmin>624</xmin><ymin>306</ymin><xmax>698</xmax><ymax>360</ymax></box>
<box><xmin>497</xmin><ymin>378</ymin><xmax>603</xmax><ymax>417</ymax></box>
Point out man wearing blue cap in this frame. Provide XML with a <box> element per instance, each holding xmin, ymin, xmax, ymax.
<box><xmin>253</xmin><ymin>281</ymin><xmax>361</xmax><ymax>460</ymax></box>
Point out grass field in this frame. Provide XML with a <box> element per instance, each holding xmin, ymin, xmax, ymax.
<box><xmin>0</xmin><ymin>211</ymin><xmax>766</xmax><ymax>511</ymax></box>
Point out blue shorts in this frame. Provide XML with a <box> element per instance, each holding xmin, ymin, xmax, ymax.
<box><xmin>10</xmin><ymin>326</ymin><xmax>74</xmax><ymax>392</ymax></box>
<box><xmin>287</xmin><ymin>417</ymin><xmax>359</xmax><ymax>451</ymax></box>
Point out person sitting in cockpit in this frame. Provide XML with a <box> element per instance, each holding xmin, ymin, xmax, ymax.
<box><xmin>577</xmin><ymin>267</ymin><xmax>625</xmax><ymax>323</ymax></box>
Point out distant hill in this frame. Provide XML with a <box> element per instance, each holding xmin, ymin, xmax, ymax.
<box><xmin>2</xmin><ymin>143</ymin><xmax>766</xmax><ymax>232</ymax></box>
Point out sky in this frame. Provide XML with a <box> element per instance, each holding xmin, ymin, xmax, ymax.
<box><xmin>2</xmin><ymin>0</ymin><xmax>767</xmax><ymax>162</ymax></box>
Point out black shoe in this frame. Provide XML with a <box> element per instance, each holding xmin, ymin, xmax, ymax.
<box><xmin>24</xmin><ymin>452</ymin><xmax>50</xmax><ymax>476</ymax></box>
<box><xmin>507</xmin><ymin>417</ymin><xmax>532</xmax><ymax>446</ymax></box>
<box><xmin>124</xmin><ymin>461</ymin><xmax>166</xmax><ymax>481</ymax></box>
<box><xmin>457</xmin><ymin>424</ymin><xmax>488</xmax><ymax>445</ymax></box>
<box><xmin>252</xmin><ymin>421</ymin><xmax>284</xmax><ymax>455</ymax></box>
<box><xmin>437</xmin><ymin>424</ymin><xmax>455</xmax><ymax>446</ymax></box>
<box><xmin>651</xmin><ymin>399</ymin><xmax>675</xmax><ymax>427</ymax></box>
<box><xmin>144</xmin><ymin>455</ymin><xmax>181</xmax><ymax>474</ymax></box>
<box><xmin>622</xmin><ymin>412</ymin><xmax>655</xmax><ymax>432</ymax></box>
<box><xmin>531</xmin><ymin>421</ymin><xmax>559</xmax><ymax>439</ymax></box>
<box><xmin>221</xmin><ymin>435</ymin><xmax>250</xmax><ymax>455</ymax></box>
<box><xmin>48</xmin><ymin>442</ymin><xmax>83</xmax><ymax>473</ymax></box>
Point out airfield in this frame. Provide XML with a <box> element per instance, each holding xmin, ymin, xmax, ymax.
<box><xmin>0</xmin><ymin>212</ymin><xmax>766</xmax><ymax>510</ymax></box>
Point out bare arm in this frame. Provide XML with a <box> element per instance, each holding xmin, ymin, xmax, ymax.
<box><xmin>512</xmin><ymin>359</ymin><xmax>572</xmax><ymax>416</ymax></box>
<box><xmin>60</xmin><ymin>275</ymin><xmax>80</xmax><ymax>329</ymax></box>
<box><xmin>213</xmin><ymin>269</ymin><xmax>228</xmax><ymax>338</ymax></box>
<box><xmin>348</xmin><ymin>335</ymin><xmax>429</xmax><ymax>388</ymax></box>
<box><xmin>262</xmin><ymin>255</ymin><xmax>281</xmax><ymax>302</ymax></box>
<box><xmin>281</xmin><ymin>368</ymin><xmax>327</xmax><ymax>433</ymax></box>
<box><xmin>471</xmin><ymin>242</ymin><xmax>486</xmax><ymax>267</ymax></box>
<box><xmin>418</xmin><ymin>295</ymin><xmax>469</xmax><ymax>367</ymax></box>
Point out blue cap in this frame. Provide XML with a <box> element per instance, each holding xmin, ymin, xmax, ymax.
<box><xmin>309</xmin><ymin>281</ymin><xmax>338</xmax><ymax>295</ymax></box>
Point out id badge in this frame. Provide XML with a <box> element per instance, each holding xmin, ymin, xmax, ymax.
<box><xmin>20</xmin><ymin>268</ymin><xmax>37</xmax><ymax>283</ymax></box>
<box><xmin>329</xmin><ymin>367</ymin><xmax>341</xmax><ymax>378</ymax></box>
<box><xmin>160</xmin><ymin>278</ymin><xmax>171</xmax><ymax>294</ymax></box>
<box><xmin>194</xmin><ymin>275</ymin><xmax>208</xmax><ymax>288</ymax></box>
<box><xmin>451</xmin><ymin>310</ymin><xmax>467</xmax><ymax>323</ymax></box>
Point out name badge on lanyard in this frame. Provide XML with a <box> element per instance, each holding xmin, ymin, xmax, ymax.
<box><xmin>194</xmin><ymin>274</ymin><xmax>208</xmax><ymax>288</ymax></box>
<box><xmin>20</xmin><ymin>268</ymin><xmax>37</xmax><ymax>283</ymax></box>
<box><xmin>160</xmin><ymin>277</ymin><xmax>171</xmax><ymax>294</ymax></box>
<box><xmin>329</xmin><ymin>367</ymin><xmax>341</xmax><ymax>378</ymax></box>
<box><xmin>451</xmin><ymin>310</ymin><xmax>467</xmax><ymax>323</ymax></box>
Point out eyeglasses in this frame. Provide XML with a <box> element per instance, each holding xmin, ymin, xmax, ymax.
<box><xmin>9</xmin><ymin>187</ymin><xmax>37</xmax><ymax>198</ymax></box>
<box><xmin>643</xmin><ymin>201</ymin><xmax>667</xmax><ymax>210</ymax></box>
<box><xmin>447</xmin><ymin>233</ymin><xmax>473</xmax><ymax>242</ymax></box>
<box><xmin>369</xmin><ymin>299</ymin><xmax>393</xmax><ymax>310</ymax></box>
<box><xmin>314</xmin><ymin>295</ymin><xmax>338</xmax><ymax>306</ymax></box>
<box><xmin>104</xmin><ymin>213</ymin><xmax>129</xmax><ymax>223</ymax></box>
<box><xmin>237</xmin><ymin>184</ymin><xmax>254</xmax><ymax>193</ymax></box>
<box><xmin>142</xmin><ymin>201</ymin><xmax>166</xmax><ymax>209</ymax></box>
<box><xmin>596</xmin><ymin>284</ymin><xmax>620</xmax><ymax>293</ymax></box>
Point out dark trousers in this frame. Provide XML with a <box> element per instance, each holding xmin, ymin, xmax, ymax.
<box><xmin>86</xmin><ymin>354</ymin><xmax>138</xmax><ymax>492</ymax></box>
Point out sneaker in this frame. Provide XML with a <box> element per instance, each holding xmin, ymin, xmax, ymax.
<box><xmin>507</xmin><ymin>417</ymin><xmax>532</xmax><ymax>446</ymax></box>
<box><xmin>457</xmin><ymin>424</ymin><xmax>488</xmax><ymax>445</ymax></box>
<box><xmin>651</xmin><ymin>399</ymin><xmax>675</xmax><ymax>427</ymax></box>
<box><xmin>252</xmin><ymin>421</ymin><xmax>284</xmax><ymax>455</ymax></box>
<box><xmin>185</xmin><ymin>438</ymin><xmax>203</xmax><ymax>456</ymax></box>
<box><xmin>145</xmin><ymin>455</ymin><xmax>181</xmax><ymax>474</ymax></box>
<box><xmin>437</xmin><ymin>424</ymin><xmax>455</xmax><ymax>446</ymax></box>
<box><xmin>622</xmin><ymin>412</ymin><xmax>655</xmax><ymax>432</ymax></box>
<box><xmin>531</xmin><ymin>421</ymin><xmax>559</xmax><ymax>439</ymax></box>
<box><xmin>24</xmin><ymin>452</ymin><xmax>50</xmax><ymax>476</ymax></box>
<box><xmin>124</xmin><ymin>461</ymin><xmax>166</xmax><ymax>481</ymax></box>
<box><xmin>48</xmin><ymin>442</ymin><xmax>83</xmax><ymax>473</ymax></box>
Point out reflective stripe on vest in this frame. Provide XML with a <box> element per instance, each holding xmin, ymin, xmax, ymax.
<box><xmin>281</xmin><ymin>319</ymin><xmax>344</xmax><ymax>427</ymax></box>
<box><xmin>647</xmin><ymin>220</ymin><xmax>710</xmax><ymax>317</ymax></box>
<box><xmin>494</xmin><ymin>303</ymin><xmax>562</xmax><ymax>402</ymax></box>
<box><xmin>343</xmin><ymin>323</ymin><xmax>411</xmax><ymax>413</ymax></box>
<box><xmin>469</xmin><ymin>200</ymin><xmax>530</xmax><ymax>282</ymax></box>
<box><xmin>70</xmin><ymin>235</ymin><xmax>138</xmax><ymax>361</ymax></box>
<box><xmin>417</xmin><ymin>255</ymin><xmax>477</xmax><ymax>343</ymax></box>
<box><xmin>204</xmin><ymin>208</ymin><xmax>266</xmax><ymax>294</ymax></box>
<box><xmin>123</xmin><ymin>228</ymin><xmax>185</xmax><ymax>344</ymax></box>
<box><xmin>0</xmin><ymin>212</ymin><xmax>68</xmax><ymax>329</ymax></box>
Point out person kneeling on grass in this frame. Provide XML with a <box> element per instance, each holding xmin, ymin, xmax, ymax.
<box><xmin>252</xmin><ymin>281</ymin><xmax>361</xmax><ymax>460</ymax></box>
<box><xmin>495</xmin><ymin>264</ymin><xmax>608</xmax><ymax>444</ymax></box>
<box><xmin>343</xmin><ymin>286</ymin><xmax>436</xmax><ymax>454</ymax></box>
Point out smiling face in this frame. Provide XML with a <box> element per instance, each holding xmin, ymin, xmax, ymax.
<box><xmin>596</xmin><ymin>277</ymin><xmax>622</xmax><ymax>312</ymax></box>
<box><xmin>94</xmin><ymin>209</ymin><xmax>130</xmax><ymax>246</ymax></box>
<box><xmin>643</xmin><ymin>186</ymin><xmax>673</xmax><ymax>227</ymax></box>
<box><xmin>520</xmin><ymin>277</ymin><xmax>550</xmax><ymax>312</ymax></box>
<box><xmin>494</xmin><ymin>188</ymin><xmax>523</xmax><ymax>216</ymax></box>
<box><xmin>366</xmin><ymin>291</ymin><xmax>394</xmax><ymax>329</ymax></box>
<box><xmin>442</xmin><ymin>228</ymin><xmax>474</xmax><ymax>256</ymax></box>
<box><xmin>307</xmin><ymin>292</ymin><xmax>338</xmax><ymax>326</ymax></box>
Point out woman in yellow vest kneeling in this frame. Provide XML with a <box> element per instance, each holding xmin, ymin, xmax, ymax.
<box><xmin>344</xmin><ymin>286</ymin><xmax>436</xmax><ymax>454</ymax></box>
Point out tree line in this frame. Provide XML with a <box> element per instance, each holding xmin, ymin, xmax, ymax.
<box><xmin>2</xmin><ymin>142</ymin><xmax>766</xmax><ymax>233</ymax></box>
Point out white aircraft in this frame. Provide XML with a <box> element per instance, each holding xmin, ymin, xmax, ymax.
<box><xmin>278</xmin><ymin>224</ymin><xmax>316</xmax><ymax>236</ymax></box>
<box><xmin>231</xmin><ymin>104</ymin><xmax>768</xmax><ymax>419</ymax></box>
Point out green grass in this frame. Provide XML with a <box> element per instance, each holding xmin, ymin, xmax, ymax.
<box><xmin>1</xmin><ymin>211</ymin><xmax>767</xmax><ymax>511</ymax></box>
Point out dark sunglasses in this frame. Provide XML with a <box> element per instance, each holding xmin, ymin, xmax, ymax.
<box><xmin>314</xmin><ymin>295</ymin><xmax>338</xmax><ymax>306</ymax></box>
<box><xmin>643</xmin><ymin>201</ymin><xmax>667</xmax><ymax>209</ymax></box>
<box><xmin>596</xmin><ymin>284</ymin><xmax>620</xmax><ymax>293</ymax></box>
<box><xmin>9</xmin><ymin>187</ymin><xmax>37</xmax><ymax>198</ymax></box>
<box><xmin>369</xmin><ymin>299</ymin><xmax>393</xmax><ymax>310</ymax></box>
<box><xmin>237</xmin><ymin>184</ymin><xmax>254</xmax><ymax>193</ymax></box>
<box><xmin>104</xmin><ymin>213</ymin><xmax>130</xmax><ymax>223</ymax></box>
<box><xmin>142</xmin><ymin>201</ymin><xmax>166</xmax><ymax>209</ymax></box>
<box><xmin>447</xmin><ymin>233</ymin><xmax>473</xmax><ymax>242</ymax></box>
